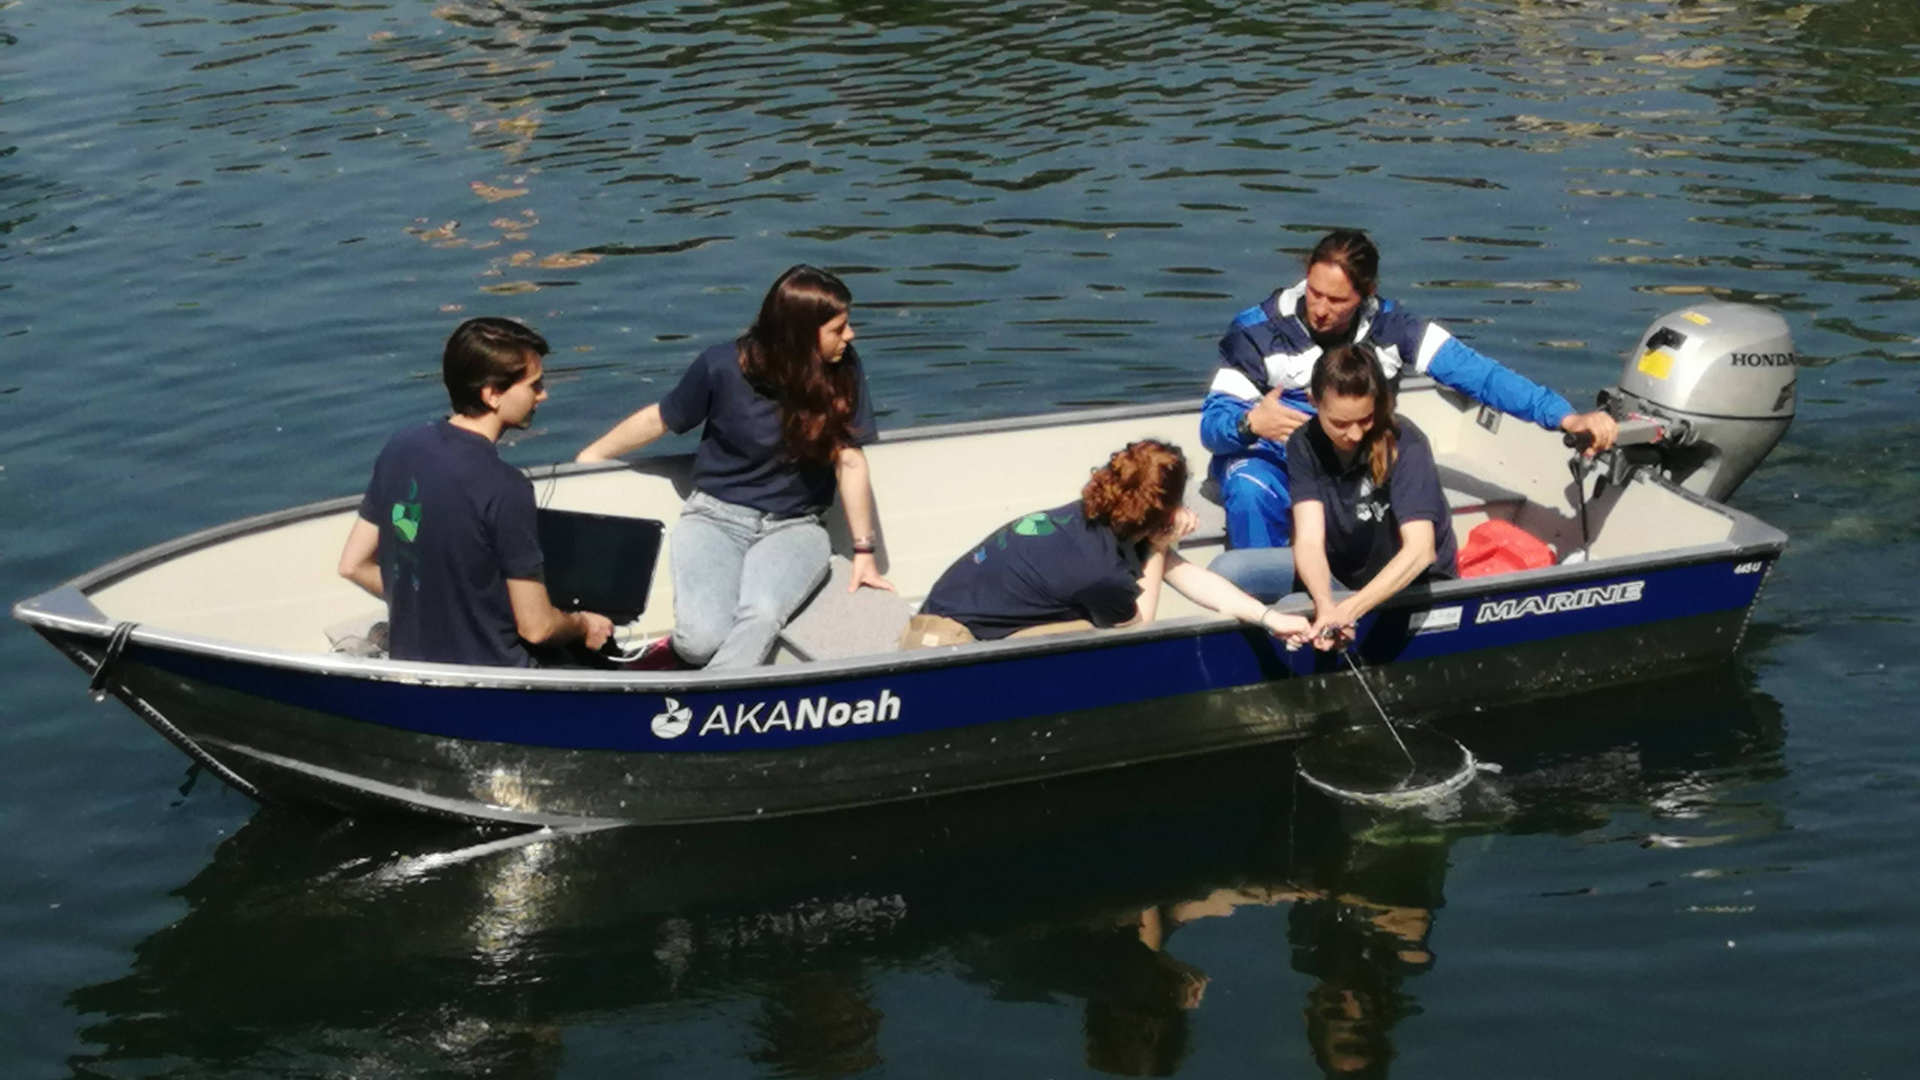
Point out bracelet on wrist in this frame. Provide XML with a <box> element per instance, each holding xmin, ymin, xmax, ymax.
<box><xmin>852</xmin><ymin>542</ymin><xmax>876</xmax><ymax>555</ymax></box>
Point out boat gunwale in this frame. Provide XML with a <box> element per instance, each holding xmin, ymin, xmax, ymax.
<box><xmin>17</xmin><ymin>538</ymin><xmax>1784</xmax><ymax>696</ymax></box>
<box><xmin>30</xmin><ymin>397</ymin><xmax>1220</xmax><ymax>602</ymax></box>
<box><xmin>14</xmin><ymin>392</ymin><xmax>1789</xmax><ymax>694</ymax></box>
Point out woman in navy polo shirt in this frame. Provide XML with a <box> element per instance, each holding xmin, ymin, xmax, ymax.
<box><xmin>904</xmin><ymin>440</ymin><xmax>1309</xmax><ymax>647</ymax></box>
<box><xmin>1288</xmin><ymin>342</ymin><xmax>1459</xmax><ymax>650</ymax></box>
<box><xmin>577</xmin><ymin>265</ymin><xmax>892</xmax><ymax>669</ymax></box>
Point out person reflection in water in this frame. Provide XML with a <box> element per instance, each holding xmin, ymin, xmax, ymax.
<box><xmin>749</xmin><ymin>966</ymin><xmax>883</xmax><ymax>1078</ymax></box>
<box><xmin>1294</xmin><ymin>894</ymin><xmax>1432</xmax><ymax>1078</ymax></box>
<box><xmin>951</xmin><ymin>900</ymin><xmax>1223</xmax><ymax>1077</ymax></box>
<box><xmin>1081</xmin><ymin>903</ymin><xmax>1211</xmax><ymax>1076</ymax></box>
<box><xmin>1078</xmin><ymin>831</ymin><xmax>1444</xmax><ymax>1079</ymax></box>
<box><xmin>1283</xmin><ymin>814</ymin><xmax>1447</xmax><ymax>1079</ymax></box>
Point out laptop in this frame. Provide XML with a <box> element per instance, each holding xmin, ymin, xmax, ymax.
<box><xmin>536</xmin><ymin>508</ymin><xmax>666</xmax><ymax>625</ymax></box>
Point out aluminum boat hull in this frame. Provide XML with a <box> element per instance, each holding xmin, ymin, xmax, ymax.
<box><xmin>16</xmin><ymin>393</ymin><xmax>1785</xmax><ymax>828</ymax></box>
<box><xmin>26</xmin><ymin>563</ymin><xmax>1771</xmax><ymax>828</ymax></box>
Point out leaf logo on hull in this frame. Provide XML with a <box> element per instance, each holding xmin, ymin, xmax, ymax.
<box><xmin>652</xmin><ymin>697</ymin><xmax>693</xmax><ymax>739</ymax></box>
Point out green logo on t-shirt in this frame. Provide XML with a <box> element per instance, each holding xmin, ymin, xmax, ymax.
<box><xmin>993</xmin><ymin>510</ymin><xmax>1071</xmax><ymax>550</ymax></box>
<box><xmin>1012</xmin><ymin>512</ymin><xmax>1058</xmax><ymax>537</ymax></box>
<box><xmin>391</xmin><ymin>479</ymin><xmax>423</xmax><ymax>543</ymax></box>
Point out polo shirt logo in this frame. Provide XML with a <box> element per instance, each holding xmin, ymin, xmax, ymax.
<box><xmin>1355</xmin><ymin>477</ymin><xmax>1387</xmax><ymax>523</ymax></box>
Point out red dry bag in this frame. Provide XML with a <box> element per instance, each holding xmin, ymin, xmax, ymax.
<box><xmin>1457</xmin><ymin>519</ymin><xmax>1556</xmax><ymax>578</ymax></box>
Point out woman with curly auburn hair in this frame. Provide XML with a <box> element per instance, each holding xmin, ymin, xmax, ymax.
<box><xmin>903</xmin><ymin>440</ymin><xmax>1309</xmax><ymax>648</ymax></box>
<box><xmin>577</xmin><ymin>265</ymin><xmax>892</xmax><ymax>669</ymax></box>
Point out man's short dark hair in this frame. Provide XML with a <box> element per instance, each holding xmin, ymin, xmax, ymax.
<box><xmin>443</xmin><ymin>317</ymin><xmax>550</xmax><ymax>417</ymax></box>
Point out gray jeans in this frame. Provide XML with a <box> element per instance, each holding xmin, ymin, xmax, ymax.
<box><xmin>670</xmin><ymin>490</ymin><xmax>830</xmax><ymax>669</ymax></box>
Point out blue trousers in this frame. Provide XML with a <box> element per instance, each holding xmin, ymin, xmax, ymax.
<box><xmin>1221</xmin><ymin>456</ymin><xmax>1293</xmax><ymax>549</ymax></box>
<box><xmin>1210</xmin><ymin>456</ymin><xmax>1298</xmax><ymax>601</ymax></box>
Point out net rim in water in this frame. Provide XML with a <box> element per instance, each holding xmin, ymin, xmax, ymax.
<box><xmin>1295</xmin><ymin>725</ymin><xmax>1481</xmax><ymax>809</ymax></box>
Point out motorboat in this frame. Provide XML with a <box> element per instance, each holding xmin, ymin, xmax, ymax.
<box><xmin>14</xmin><ymin>304</ymin><xmax>1797</xmax><ymax>828</ymax></box>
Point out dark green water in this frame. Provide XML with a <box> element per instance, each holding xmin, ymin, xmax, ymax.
<box><xmin>3</xmin><ymin>1</ymin><xmax>1916</xmax><ymax>1076</ymax></box>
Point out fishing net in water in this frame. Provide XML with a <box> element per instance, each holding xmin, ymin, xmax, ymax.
<box><xmin>1295</xmin><ymin>724</ymin><xmax>1481</xmax><ymax>810</ymax></box>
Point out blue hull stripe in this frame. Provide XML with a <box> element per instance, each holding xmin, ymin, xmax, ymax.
<box><xmin>141</xmin><ymin>561</ymin><xmax>1765</xmax><ymax>753</ymax></box>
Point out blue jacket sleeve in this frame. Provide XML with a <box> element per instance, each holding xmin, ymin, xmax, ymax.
<box><xmin>1202</xmin><ymin>319</ymin><xmax>1271</xmax><ymax>455</ymax></box>
<box><xmin>1201</xmin><ymin>391</ymin><xmax>1253</xmax><ymax>456</ymax></box>
<box><xmin>1424</xmin><ymin>334</ymin><xmax>1573</xmax><ymax>431</ymax></box>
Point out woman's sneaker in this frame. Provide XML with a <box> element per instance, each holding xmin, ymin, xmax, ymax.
<box><xmin>612</xmin><ymin>635</ymin><xmax>689</xmax><ymax>671</ymax></box>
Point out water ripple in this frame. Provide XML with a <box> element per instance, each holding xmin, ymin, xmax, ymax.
<box><xmin>0</xmin><ymin>0</ymin><xmax>1914</xmax><ymax>441</ymax></box>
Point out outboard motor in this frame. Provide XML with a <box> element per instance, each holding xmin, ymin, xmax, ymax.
<box><xmin>1591</xmin><ymin>302</ymin><xmax>1795</xmax><ymax>502</ymax></box>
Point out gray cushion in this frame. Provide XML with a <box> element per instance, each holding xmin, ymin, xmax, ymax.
<box><xmin>779</xmin><ymin>556</ymin><xmax>915</xmax><ymax>662</ymax></box>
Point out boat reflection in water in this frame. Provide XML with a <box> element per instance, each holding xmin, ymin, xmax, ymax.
<box><xmin>68</xmin><ymin>668</ymin><xmax>1785</xmax><ymax>1079</ymax></box>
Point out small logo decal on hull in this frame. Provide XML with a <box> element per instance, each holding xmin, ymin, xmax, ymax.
<box><xmin>1410</xmin><ymin>606</ymin><xmax>1462</xmax><ymax>635</ymax></box>
<box><xmin>652</xmin><ymin>697</ymin><xmax>693</xmax><ymax>739</ymax></box>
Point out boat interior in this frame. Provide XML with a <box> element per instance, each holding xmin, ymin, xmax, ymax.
<box><xmin>81</xmin><ymin>384</ymin><xmax>1742</xmax><ymax>666</ymax></box>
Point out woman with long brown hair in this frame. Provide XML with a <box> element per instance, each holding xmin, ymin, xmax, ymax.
<box><xmin>904</xmin><ymin>440</ymin><xmax>1307</xmax><ymax>647</ymax></box>
<box><xmin>1288</xmin><ymin>343</ymin><xmax>1459</xmax><ymax>650</ymax></box>
<box><xmin>577</xmin><ymin>265</ymin><xmax>891</xmax><ymax>668</ymax></box>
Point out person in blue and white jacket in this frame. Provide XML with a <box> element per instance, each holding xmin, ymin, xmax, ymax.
<box><xmin>1200</xmin><ymin>228</ymin><xmax>1618</xmax><ymax>597</ymax></box>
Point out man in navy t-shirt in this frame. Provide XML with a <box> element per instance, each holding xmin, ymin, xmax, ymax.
<box><xmin>337</xmin><ymin>318</ymin><xmax>613</xmax><ymax>667</ymax></box>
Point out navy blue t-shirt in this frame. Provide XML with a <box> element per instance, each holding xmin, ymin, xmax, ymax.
<box><xmin>357</xmin><ymin>421</ymin><xmax>544</xmax><ymax>667</ymax></box>
<box><xmin>1285</xmin><ymin>416</ymin><xmax>1459</xmax><ymax>590</ymax></box>
<box><xmin>920</xmin><ymin>502</ymin><xmax>1148</xmax><ymax>640</ymax></box>
<box><xmin>658</xmin><ymin>342</ymin><xmax>878</xmax><ymax>517</ymax></box>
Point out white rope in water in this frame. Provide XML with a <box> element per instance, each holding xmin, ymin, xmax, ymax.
<box><xmin>1340</xmin><ymin>647</ymin><xmax>1416</xmax><ymax>770</ymax></box>
<box><xmin>1297</xmin><ymin>648</ymin><xmax>1483</xmax><ymax>810</ymax></box>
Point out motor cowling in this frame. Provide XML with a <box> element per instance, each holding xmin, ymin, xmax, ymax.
<box><xmin>1598</xmin><ymin>302</ymin><xmax>1795</xmax><ymax>503</ymax></box>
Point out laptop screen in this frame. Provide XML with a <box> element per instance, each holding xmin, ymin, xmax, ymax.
<box><xmin>536</xmin><ymin>508</ymin><xmax>665</xmax><ymax>625</ymax></box>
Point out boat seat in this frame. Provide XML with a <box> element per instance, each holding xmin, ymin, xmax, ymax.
<box><xmin>778</xmin><ymin>556</ymin><xmax>916</xmax><ymax>663</ymax></box>
<box><xmin>1199</xmin><ymin>464</ymin><xmax>1524</xmax><ymax>530</ymax></box>
<box><xmin>1438</xmin><ymin>465</ymin><xmax>1529</xmax><ymax>514</ymax></box>
<box><xmin>1186</xmin><ymin>472</ymin><xmax>1227</xmax><ymax>545</ymax></box>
